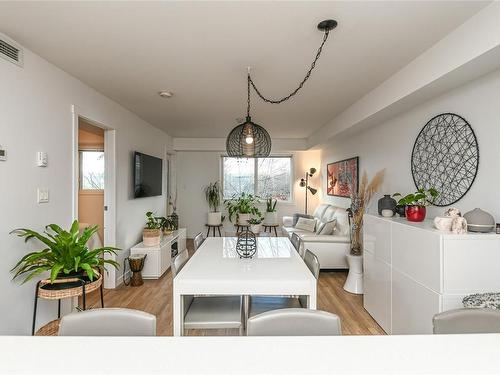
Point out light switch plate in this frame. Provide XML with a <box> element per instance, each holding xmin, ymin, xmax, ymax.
<box><xmin>37</xmin><ymin>151</ymin><xmax>48</xmax><ymax>167</ymax></box>
<box><xmin>37</xmin><ymin>188</ymin><xmax>49</xmax><ymax>203</ymax></box>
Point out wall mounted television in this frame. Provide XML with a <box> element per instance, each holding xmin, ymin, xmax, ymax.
<box><xmin>134</xmin><ymin>151</ymin><xmax>162</xmax><ymax>198</ymax></box>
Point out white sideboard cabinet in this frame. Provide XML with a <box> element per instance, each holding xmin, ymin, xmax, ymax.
<box><xmin>130</xmin><ymin>228</ymin><xmax>187</xmax><ymax>279</ymax></box>
<box><xmin>363</xmin><ymin>215</ymin><xmax>500</xmax><ymax>334</ymax></box>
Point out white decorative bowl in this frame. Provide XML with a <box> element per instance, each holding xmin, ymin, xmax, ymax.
<box><xmin>381</xmin><ymin>209</ymin><xmax>394</xmax><ymax>217</ymax></box>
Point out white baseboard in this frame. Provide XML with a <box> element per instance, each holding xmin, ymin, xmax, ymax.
<box><xmin>115</xmin><ymin>270</ymin><xmax>131</xmax><ymax>288</ymax></box>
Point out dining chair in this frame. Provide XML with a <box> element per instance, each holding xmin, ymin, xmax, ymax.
<box><xmin>172</xmin><ymin>249</ymin><xmax>189</xmax><ymax>278</ymax></box>
<box><xmin>247</xmin><ymin>308</ymin><xmax>341</xmax><ymax>336</ymax></box>
<box><xmin>171</xmin><ymin>248</ymin><xmax>244</xmax><ymax>335</ymax></box>
<box><xmin>247</xmin><ymin>249</ymin><xmax>321</xmax><ymax>319</ymax></box>
<box><xmin>290</xmin><ymin>232</ymin><xmax>300</xmax><ymax>252</ymax></box>
<box><xmin>58</xmin><ymin>308</ymin><xmax>156</xmax><ymax>336</ymax></box>
<box><xmin>433</xmin><ymin>308</ymin><xmax>500</xmax><ymax>334</ymax></box>
<box><xmin>193</xmin><ymin>232</ymin><xmax>205</xmax><ymax>252</ymax></box>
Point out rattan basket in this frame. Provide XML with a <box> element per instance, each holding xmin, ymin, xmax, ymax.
<box><xmin>37</xmin><ymin>272</ymin><xmax>102</xmax><ymax>300</ymax></box>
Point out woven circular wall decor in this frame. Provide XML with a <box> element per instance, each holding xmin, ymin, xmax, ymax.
<box><xmin>411</xmin><ymin>113</ymin><xmax>479</xmax><ymax>206</ymax></box>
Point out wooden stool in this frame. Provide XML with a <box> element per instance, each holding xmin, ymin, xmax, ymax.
<box><xmin>234</xmin><ymin>224</ymin><xmax>250</xmax><ymax>233</ymax></box>
<box><xmin>205</xmin><ymin>224</ymin><xmax>223</xmax><ymax>237</ymax></box>
<box><xmin>262</xmin><ymin>224</ymin><xmax>279</xmax><ymax>236</ymax></box>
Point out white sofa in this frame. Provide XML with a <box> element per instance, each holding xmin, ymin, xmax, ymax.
<box><xmin>282</xmin><ymin>204</ymin><xmax>350</xmax><ymax>269</ymax></box>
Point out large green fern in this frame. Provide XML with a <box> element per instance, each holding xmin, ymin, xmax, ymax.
<box><xmin>10</xmin><ymin>220</ymin><xmax>120</xmax><ymax>284</ymax></box>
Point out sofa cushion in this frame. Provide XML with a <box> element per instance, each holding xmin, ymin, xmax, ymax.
<box><xmin>322</xmin><ymin>206</ymin><xmax>338</xmax><ymax>222</ymax></box>
<box><xmin>295</xmin><ymin>217</ymin><xmax>316</xmax><ymax>232</ymax></box>
<box><xmin>332</xmin><ymin>209</ymin><xmax>349</xmax><ymax>236</ymax></box>
<box><xmin>312</xmin><ymin>204</ymin><xmax>330</xmax><ymax>220</ymax></box>
<box><xmin>292</xmin><ymin>213</ymin><xmax>314</xmax><ymax>226</ymax></box>
<box><xmin>317</xmin><ymin>219</ymin><xmax>336</xmax><ymax>235</ymax></box>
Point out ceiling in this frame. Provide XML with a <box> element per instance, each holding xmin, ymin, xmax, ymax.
<box><xmin>0</xmin><ymin>1</ymin><xmax>489</xmax><ymax>138</ymax></box>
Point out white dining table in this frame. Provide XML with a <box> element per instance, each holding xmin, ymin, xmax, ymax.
<box><xmin>172</xmin><ymin>236</ymin><xmax>317</xmax><ymax>336</ymax></box>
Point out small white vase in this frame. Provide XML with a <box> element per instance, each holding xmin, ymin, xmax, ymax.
<box><xmin>238</xmin><ymin>213</ymin><xmax>251</xmax><ymax>225</ymax></box>
<box><xmin>207</xmin><ymin>212</ymin><xmax>222</xmax><ymax>226</ymax></box>
<box><xmin>343</xmin><ymin>254</ymin><xmax>363</xmax><ymax>294</ymax></box>
<box><xmin>250</xmin><ymin>224</ymin><xmax>261</xmax><ymax>234</ymax></box>
<box><xmin>264</xmin><ymin>212</ymin><xmax>278</xmax><ymax>225</ymax></box>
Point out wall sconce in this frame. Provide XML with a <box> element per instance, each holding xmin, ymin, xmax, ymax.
<box><xmin>300</xmin><ymin>168</ymin><xmax>317</xmax><ymax>214</ymax></box>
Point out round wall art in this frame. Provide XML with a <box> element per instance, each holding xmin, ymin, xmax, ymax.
<box><xmin>411</xmin><ymin>113</ymin><xmax>479</xmax><ymax>206</ymax></box>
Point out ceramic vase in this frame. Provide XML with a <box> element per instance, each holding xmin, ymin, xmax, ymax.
<box><xmin>378</xmin><ymin>195</ymin><xmax>397</xmax><ymax>215</ymax></box>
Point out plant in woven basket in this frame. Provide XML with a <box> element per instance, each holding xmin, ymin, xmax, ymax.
<box><xmin>349</xmin><ymin>169</ymin><xmax>385</xmax><ymax>256</ymax></box>
<box><xmin>143</xmin><ymin>211</ymin><xmax>162</xmax><ymax>246</ymax></box>
<box><xmin>10</xmin><ymin>220</ymin><xmax>120</xmax><ymax>284</ymax></box>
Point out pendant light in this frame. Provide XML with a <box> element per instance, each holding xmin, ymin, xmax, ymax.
<box><xmin>226</xmin><ymin>19</ymin><xmax>337</xmax><ymax>158</ymax></box>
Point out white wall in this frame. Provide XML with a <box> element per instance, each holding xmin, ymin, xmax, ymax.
<box><xmin>176</xmin><ymin>151</ymin><xmax>321</xmax><ymax>238</ymax></box>
<box><xmin>0</xmin><ymin>40</ymin><xmax>172</xmax><ymax>334</ymax></box>
<box><xmin>320</xmin><ymin>68</ymin><xmax>500</xmax><ymax>221</ymax></box>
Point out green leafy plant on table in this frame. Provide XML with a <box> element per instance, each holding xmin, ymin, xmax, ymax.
<box><xmin>10</xmin><ymin>220</ymin><xmax>120</xmax><ymax>284</ymax></box>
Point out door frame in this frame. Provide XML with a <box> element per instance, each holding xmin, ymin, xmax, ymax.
<box><xmin>71</xmin><ymin>105</ymin><xmax>117</xmax><ymax>289</ymax></box>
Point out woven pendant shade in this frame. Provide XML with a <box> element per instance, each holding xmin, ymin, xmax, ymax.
<box><xmin>226</xmin><ymin>116</ymin><xmax>271</xmax><ymax>157</ymax></box>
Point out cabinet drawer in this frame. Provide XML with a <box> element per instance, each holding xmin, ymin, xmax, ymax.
<box><xmin>392</xmin><ymin>269</ymin><xmax>440</xmax><ymax>334</ymax></box>
<box><xmin>363</xmin><ymin>215</ymin><xmax>391</xmax><ymax>263</ymax></box>
<box><xmin>363</xmin><ymin>251</ymin><xmax>391</xmax><ymax>334</ymax></box>
<box><xmin>392</xmin><ymin>224</ymin><xmax>441</xmax><ymax>292</ymax></box>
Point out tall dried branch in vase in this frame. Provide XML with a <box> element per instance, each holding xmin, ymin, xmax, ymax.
<box><xmin>349</xmin><ymin>169</ymin><xmax>385</xmax><ymax>256</ymax></box>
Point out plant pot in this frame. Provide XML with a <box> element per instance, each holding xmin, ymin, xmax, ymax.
<box><xmin>207</xmin><ymin>212</ymin><xmax>222</xmax><ymax>226</ymax></box>
<box><xmin>343</xmin><ymin>254</ymin><xmax>363</xmax><ymax>294</ymax></box>
<box><xmin>250</xmin><ymin>224</ymin><xmax>261</xmax><ymax>234</ymax></box>
<box><xmin>237</xmin><ymin>213</ymin><xmax>251</xmax><ymax>225</ymax></box>
<box><xmin>405</xmin><ymin>205</ymin><xmax>426</xmax><ymax>222</ymax></box>
<box><xmin>143</xmin><ymin>228</ymin><xmax>161</xmax><ymax>246</ymax></box>
<box><xmin>264</xmin><ymin>212</ymin><xmax>278</xmax><ymax>225</ymax></box>
<box><xmin>395</xmin><ymin>205</ymin><xmax>406</xmax><ymax>217</ymax></box>
<box><xmin>163</xmin><ymin>229</ymin><xmax>173</xmax><ymax>236</ymax></box>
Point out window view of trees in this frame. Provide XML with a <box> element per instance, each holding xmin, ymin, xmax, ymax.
<box><xmin>223</xmin><ymin>156</ymin><xmax>292</xmax><ymax>201</ymax></box>
<box><xmin>80</xmin><ymin>150</ymin><xmax>105</xmax><ymax>189</ymax></box>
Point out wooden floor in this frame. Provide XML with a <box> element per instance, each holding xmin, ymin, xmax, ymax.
<box><xmin>85</xmin><ymin>240</ymin><xmax>385</xmax><ymax>336</ymax></box>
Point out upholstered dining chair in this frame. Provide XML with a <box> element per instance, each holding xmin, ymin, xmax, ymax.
<box><xmin>247</xmin><ymin>308</ymin><xmax>341</xmax><ymax>336</ymax></box>
<box><xmin>247</xmin><ymin>249</ymin><xmax>321</xmax><ymax>319</ymax></box>
<box><xmin>58</xmin><ymin>308</ymin><xmax>156</xmax><ymax>336</ymax></box>
<box><xmin>193</xmin><ymin>232</ymin><xmax>205</xmax><ymax>252</ymax></box>
<box><xmin>171</xmin><ymin>248</ymin><xmax>244</xmax><ymax>335</ymax></box>
<box><xmin>433</xmin><ymin>308</ymin><xmax>500</xmax><ymax>334</ymax></box>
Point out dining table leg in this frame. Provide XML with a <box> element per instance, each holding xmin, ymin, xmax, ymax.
<box><xmin>173</xmin><ymin>288</ymin><xmax>184</xmax><ymax>336</ymax></box>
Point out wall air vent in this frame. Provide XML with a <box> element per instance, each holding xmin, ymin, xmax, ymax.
<box><xmin>0</xmin><ymin>35</ymin><xmax>23</xmax><ymax>67</ymax></box>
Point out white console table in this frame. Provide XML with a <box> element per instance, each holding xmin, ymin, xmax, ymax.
<box><xmin>130</xmin><ymin>228</ymin><xmax>186</xmax><ymax>279</ymax></box>
<box><xmin>363</xmin><ymin>214</ymin><xmax>500</xmax><ymax>334</ymax></box>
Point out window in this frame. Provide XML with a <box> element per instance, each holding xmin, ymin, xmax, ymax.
<box><xmin>79</xmin><ymin>150</ymin><xmax>105</xmax><ymax>190</ymax></box>
<box><xmin>222</xmin><ymin>156</ymin><xmax>292</xmax><ymax>201</ymax></box>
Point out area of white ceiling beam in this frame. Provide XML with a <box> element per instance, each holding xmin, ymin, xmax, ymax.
<box><xmin>307</xmin><ymin>2</ymin><xmax>500</xmax><ymax>149</ymax></box>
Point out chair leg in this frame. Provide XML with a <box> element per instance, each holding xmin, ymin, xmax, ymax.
<box><xmin>206</xmin><ymin>227</ymin><xmax>210</xmax><ymax>237</ymax></box>
<box><xmin>217</xmin><ymin>226</ymin><xmax>221</xmax><ymax>237</ymax></box>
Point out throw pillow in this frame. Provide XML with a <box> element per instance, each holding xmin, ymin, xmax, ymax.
<box><xmin>292</xmin><ymin>213</ymin><xmax>314</xmax><ymax>227</ymax></box>
<box><xmin>295</xmin><ymin>217</ymin><xmax>316</xmax><ymax>232</ymax></box>
<box><xmin>318</xmin><ymin>219</ymin><xmax>336</xmax><ymax>235</ymax></box>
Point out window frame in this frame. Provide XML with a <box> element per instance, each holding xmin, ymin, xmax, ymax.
<box><xmin>79</xmin><ymin>148</ymin><xmax>105</xmax><ymax>191</ymax></box>
<box><xmin>220</xmin><ymin>155</ymin><xmax>294</xmax><ymax>203</ymax></box>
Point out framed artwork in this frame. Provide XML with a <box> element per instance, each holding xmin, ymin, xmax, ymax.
<box><xmin>327</xmin><ymin>156</ymin><xmax>359</xmax><ymax>198</ymax></box>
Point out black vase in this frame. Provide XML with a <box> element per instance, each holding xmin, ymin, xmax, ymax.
<box><xmin>378</xmin><ymin>195</ymin><xmax>397</xmax><ymax>215</ymax></box>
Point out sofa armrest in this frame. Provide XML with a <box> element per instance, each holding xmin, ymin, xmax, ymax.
<box><xmin>300</xmin><ymin>235</ymin><xmax>350</xmax><ymax>243</ymax></box>
<box><xmin>282</xmin><ymin>216</ymin><xmax>294</xmax><ymax>227</ymax></box>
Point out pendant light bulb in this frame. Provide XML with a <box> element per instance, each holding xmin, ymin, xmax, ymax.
<box><xmin>245</xmin><ymin>135</ymin><xmax>254</xmax><ymax>144</ymax></box>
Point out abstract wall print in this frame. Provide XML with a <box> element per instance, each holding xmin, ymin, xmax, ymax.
<box><xmin>327</xmin><ymin>157</ymin><xmax>359</xmax><ymax>198</ymax></box>
<box><xmin>411</xmin><ymin>113</ymin><xmax>479</xmax><ymax>206</ymax></box>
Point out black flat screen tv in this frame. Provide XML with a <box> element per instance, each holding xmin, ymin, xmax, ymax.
<box><xmin>134</xmin><ymin>151</ymin><xmax>162</xmax><ymax>198</ymax></box>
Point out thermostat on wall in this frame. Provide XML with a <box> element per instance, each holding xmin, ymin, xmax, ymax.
<box><xmin>0</xmin><ymin>146</ymin><xmax>6</xmax><ymax>161</ymax></box>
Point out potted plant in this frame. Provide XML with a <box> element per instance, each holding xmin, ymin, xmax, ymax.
<box><xmin>10</xmin><ymin>220</ymin><xmax>120</xmax><ymax>284</ymax></box>
<box><xmin>224</xmin><ymin>192</ymin><xmax>261</xmax><ymax>225</ymax></box>
<box><xmin>248</xmin><ymin>217</ymin><xmax>264</xmax><ymax>234</ymax></box>
<box><xmin>204</xmin><ymin>182</ymin><xmax>223</xmax><ymax>226</ymax></box>
<box><xmin>143</xmin><ymin>211</ymin><xmax>162</xmax><ymax>246</ymax></box>
<box><xmin>158</xmin><ymin>216</ymin><xmax>176</xmax><ymax>236</ymax></box>
<box><xmin>264</xmin><ymin>197</ymin><xmax>278</xmax><ymax>225</ymax></box>
<box><xmin>393</xmin><ymin>188</ymin><xmax>439</xmax><ymax>222</ymax></box>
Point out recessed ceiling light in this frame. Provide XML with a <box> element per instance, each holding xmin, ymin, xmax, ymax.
<box><xmin>158</xmin><ymin>91</ymin><xmax>173</xmax><ymax>98</ymax></box>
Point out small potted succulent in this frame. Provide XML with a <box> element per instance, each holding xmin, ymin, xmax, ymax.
<box><xmin>393</xmin><ymin>188</ymin><xmax>439</xmax><ymax>222</ymax></box>
<box><xmin>143</xmin><ymin>211</ymin><xmax>162</xmax><ymax>246</ymax></box>
<box><xmin>225</xmin><ymin>192</ymin><xmax>261</xmax><ymax>225</ymax></box>
<box><xmin>204</xmin><ymin>182</ymin><xmax>223</xmax><ymax>226</ymax></box>
<box><xmin>248</xmin><ymin>217</ymin><xmax>264</xmax><ymax>234</ymax></box>
<box><xmin>158</xmin><ymin>216</ymin><xmax>176</xmax><ymax>236</ymax></box>
<box><xmin>264</xmin><ymin>197</ymin><xmax>278</xmax><ymax>225</ymax></box>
